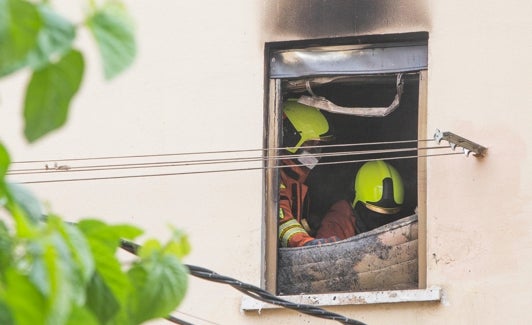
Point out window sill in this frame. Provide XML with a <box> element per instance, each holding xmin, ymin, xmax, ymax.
<box><xmin>240</xmin><ymin>286</ymin><xmax>442</xmax><ymax>311</ymax></box>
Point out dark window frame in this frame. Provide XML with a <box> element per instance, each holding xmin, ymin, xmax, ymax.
<box><xmin>262</xmin><ymin>33</ymin><xmax>429</xmax><ymax>295</ymax></box>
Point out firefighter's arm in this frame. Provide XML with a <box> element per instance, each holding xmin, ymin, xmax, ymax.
<box><xmin>278</xmin><ymin>187</ymin><xmax>314</xmax><ymax>247</ymax></box>
<box><xmin>279</xmin><ymin>217</ymin><xmax>314</xmax><ymax>247</ymax></box>
<box><xmin>279</xmin><ymin>208</ymin><xmax>339</xmax><ymax>247</ymax></box>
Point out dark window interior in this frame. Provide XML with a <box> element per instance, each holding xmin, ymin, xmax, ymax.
<box><xmin>281</xmin><ymin>73</ymin><xmax>419</xmax><ymax>236</ymax></box>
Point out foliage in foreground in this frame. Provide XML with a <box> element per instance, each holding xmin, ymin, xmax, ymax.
<box><xmin>0</xmin><ymin>1</ymin><xmax>190</xmax><ymax>324</ymax></box>
<box><xmin>1</xmin><ymin>0</ymin><xmax>136</xmax><ymax>142</ymax></box>
<box><xmin>0</xmin><ymin>150</ymin><xmax>190</xmax><ymax>324</ymax></box>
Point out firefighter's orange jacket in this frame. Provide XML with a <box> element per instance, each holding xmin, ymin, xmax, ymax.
<box><xmin>278</xmin><ymin>159</ymin><xmax>314</xmax><ymax>247</ymax></box>
<box><xmin>278</xmin><ymin>159</ymin><xmax>356</xmax><ymax>247</ymax></box>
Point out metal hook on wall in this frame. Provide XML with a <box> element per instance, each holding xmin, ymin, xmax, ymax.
<box><xmin>434</xmin><ymin>129</ymin><xmax>488</xmax><ymax>158</ymax></box>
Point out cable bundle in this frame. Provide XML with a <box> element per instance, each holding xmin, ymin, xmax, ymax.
<box><xmin>7</xmin><ymin>139</ymin><xmax>459</xmax><ymax>184</ymax></box>
<box><xmin>120</xmin><ymin>240</ymin><xmax>367</xmax><ymax>325</ymax></box>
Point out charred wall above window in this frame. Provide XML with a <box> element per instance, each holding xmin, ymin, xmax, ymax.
<box><xmin>263</xmin><ymin>0</ymin><xmax>430</xmax><ymax>41</ymax></box>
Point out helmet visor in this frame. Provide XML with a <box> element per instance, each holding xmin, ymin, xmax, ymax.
<box><xmin>282</xmin><ymin>117</ymin><xmax>302</xmax><ymax>150</ymax></box>
<box><xmin>363</xmin><ymin>202</ymin><xmax>402</xmax><ymax>215</ymax></box>
<box><xmin>365</xmin><ymin>177</ymin><xmax>403</xmax><ymax>214</ymax></box>
<box><xmin>354</xmin><ymin>202</ymin><xmax>403</xmax><ymax>233</ymax></box>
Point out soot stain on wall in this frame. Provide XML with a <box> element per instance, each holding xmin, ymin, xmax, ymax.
<box><xmin>264</xmin><ymin>0</ymin><xmax>430</xmax><ymax>40</ymax></box>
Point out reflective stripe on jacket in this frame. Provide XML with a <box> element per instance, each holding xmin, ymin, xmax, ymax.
<box><xmin>278</xmin><ymin>159</ymin><xmax>314</xmax><ymax>247</ymax></box>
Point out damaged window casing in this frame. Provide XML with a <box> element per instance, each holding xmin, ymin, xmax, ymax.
<box><xmin>269</xmin><ymin>41</ymin><xmax>427</xmax><ymax>78</ymax></box>
<box><xmin>260</xmin><ymin>33</ymin><xmax>433</xmax><ymax>304</ymax></box>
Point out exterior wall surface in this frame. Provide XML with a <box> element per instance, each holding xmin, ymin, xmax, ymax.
<box><xmin>1</xmin><ymin>1</ymin><xmax>532</xmax><ymax>324</ymax></box>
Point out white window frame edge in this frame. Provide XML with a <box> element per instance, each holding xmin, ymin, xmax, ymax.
<box><xmin>248</xmin><ymin>70</ymin><xmax>436</xmax><ymax>311</ymax></box>
<box><xmin>240</xmin><ymin>286</ymin><xmax>442</xmax><ymax>311</ymax></box>
<box><xmin>257</xmin><ymin>39</ymin><xmax>433</xmax><ymax>309</ymax></box>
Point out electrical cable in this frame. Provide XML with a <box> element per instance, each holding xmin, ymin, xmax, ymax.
<box><xmin>15</xmin><ymin>151</ymin><xmax>463</xmax><ymax>184</ymax></box>
<box><xmin>14</xmin><ymin>137</ymin><xmax>467</xmax><ymax>322</ymax></box>
<box><xmin>165</xmin><ymin>314</ymin><xmax>195</xmax><ymax>325</ymax></box>
<box><xmin>173</xmin><ymin>311</ymin><xmax>220</xmax><ymax>325</ymax></box>
<box><xmin>10</xmin><ymin>139</ymin><xmax>433</xmax><ymax>165</ymax></box>
<box><xmin>119</xmin><ymin>240</ymin><xmax>367</xmax><ymax>325</ymax></box>
<box><xmin>7</xmin><ymin>145</ymin><xmax>450</xmax><ymax>175</ymax></box>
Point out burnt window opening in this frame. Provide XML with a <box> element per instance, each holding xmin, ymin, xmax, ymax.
<box><xmin>263</xmin><ymin>34</ymin><xmax>428</xmax><ymax>296</ymax></box>
<box><xmin>286</xmin><ymin>74</ymin><xmax>419</xmax><ymax>231</ymax></box>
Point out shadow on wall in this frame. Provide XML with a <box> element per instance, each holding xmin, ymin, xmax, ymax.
<box><xmin>264</xmin><ymin>0</ymin><xmax>430</xmax><ymax>39</ymax></box>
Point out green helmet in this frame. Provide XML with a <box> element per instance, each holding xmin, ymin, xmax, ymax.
<box><xmin>282</xmin><ymin>99</ymin><xmax>333</xmax><ymax>153</ymax></box>
<box><xmin>352</xmin><ymin>160</ymin><xmax>404</xmax><ymax>214</ymax></box>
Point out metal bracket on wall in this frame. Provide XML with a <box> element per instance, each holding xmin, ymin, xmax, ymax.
<box><xmin>434</xmin><ymin>129</ymin><xmax>488</xmax><ymax>158</ymax></box>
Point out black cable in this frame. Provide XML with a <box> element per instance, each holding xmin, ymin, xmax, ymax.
<box><xmin>120</xmin><ymin>240</ymin><xmax>367</xmax><ymax>325</ymax></box>
<box><xmin>187</xmin><ymin>265</ymin><xmax>366</xmax><ymax>325</ymax></box>
<box><xmin>165</xmin><ymin>314</ymin><xmax>195</xmax><ymax>325</ymax></box>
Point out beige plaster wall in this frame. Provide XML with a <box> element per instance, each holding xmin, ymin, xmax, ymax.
<box><xmin>424</xmin><ymin>1</ymin><xmax>532</xmax><ymax>324</ymax></box>
<box><xmin>1</xmin><ymin>1</ymin><xmax>266</xmax><ymax>323</ymax></box>
<box><xmin>1</xmin><ymin>0</ymin><xmax>532</xmax><ymax>324</ymax></box>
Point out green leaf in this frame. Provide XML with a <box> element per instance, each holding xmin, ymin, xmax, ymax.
<box><xmin>25</xmin><ymin>4</ymin><xmax>76</xmax><ymax>70</ymax></box>
<box><xmin>2</xmin><ymin>201</ymin><xmax>35</xmax><ymax>238</ymax></box>
<box><xmin>87</xmin><ymin>1</ymin><xmax>136</xmax><ymax>79</ymax></box>
<box><xmin>0</xmin><ymin>142</ymin><xmax>10</xmax><ymax>179</ymax></box>
<box><xmin>110</xmin><ymin>224</ymin><xmax>144</xmax><ymax>240</ymax></box>
<box><xmin>26</xmin><ymin>243</ymin><xmax>49</xmax><ymax>294</ymax></box>
<box><xmin>0</xmin><ymin>0</ymin><xmax>43</xmax><ymax>76</ymax></box>
<box><xmin>0</xmin><ymin>221</ymin><xmax>14</xmax><ymax>272</ymax></box>
<box><xmin>137</xmin><ymin>239</ymin><xmax>161</xmax><ymax>259</ymax></box>
<box><xmin>77</xmin><ymin>219</ymin><xmax>143</xmax><ymax>250</ymax></box>
<box><xmin>165</xmin><ymin>228</ymin><xmax>191</xmax><ymax>259</ymax></box>
<box><xmin>0</xmin><ymin>300</ymin><xmax>15</xmax><ymax>325</ymax></box>
<box><xmin>65</xmin><ymin>305</ymin><xmax>99</xmax><ymax>325</ymax></box>
<box><xmin>85</xmin><ymin>272</ymin><xmax>120</xmax><ymax>324</ymax></box>
<box><xmin>77</xmin><ymin>219</ymin><xmax>118</xmax><ymax>249</ymax></box>
<box><xmin>27</xmin><ymin>233</ymin><xmax>76</xmax><ymax>324</ymax></box>
<box><xmin>127</xmin><ymin>255</ymin><xmax>188</xmax><ymax>324</ymax></box>
<box><xmin>0</xmin><ymin>142</ymin><xmax>9</xmax><ymax>205</ymax></box>
<box><xmin>121</xmin><ymin>229</ymin><xmax>190</xmax><ymax>323</ymax></box>
<box><xmin>12</xmin><ymin>216</ymin><xmax>95</xmax><ymax>324</ymax></box>
<box><xmin>138</xmin><ymin>229</ymin><xmax>190</xmax><ymax>260</ymax></box>
<box><xmin>53</xmin><ymin>217</ymin><xmax>95</xmax><ymax>285</ymax></box>
<box><xmin>4</xmin><ymin>182</ymin><xmax>43</xmax><ymax>224</ymax></box>
<box><xmin>78</xmin><ymin>219</ymin><xmax>137</xmax><ymax>316</ymax></box>
<box><xmin>91</xmin><ymin>246</ymin><xmax>130</xmax><ymax>308</ymax></box>
<box><xmin>1</xmin><ymin>269</ymin><xmax>47</xmax><ymax>325</ymax></box>
<box><xmin>23</xmin><ymin>49</ymin><xmax>84</xmax><ymax>142</ymax></box>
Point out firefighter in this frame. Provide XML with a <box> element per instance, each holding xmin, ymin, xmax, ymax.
<box><xmin>278</xmin><ymin>99</ymin><xmax>406</xmax><ymax>247</ymax></box>
<box><xmin>352</xmin><ymin>160</ymin><xmax>405</xmax><ymax>233</ymax></box>
<box><xmin>317</xmin><ymin>160</ymin><xmax>406</xmax><ymax>238</ymax></box>
<box><xmin>278</xmin><ymin>99</ymin><xmax>347</xmax><ymax>247</ymax></box>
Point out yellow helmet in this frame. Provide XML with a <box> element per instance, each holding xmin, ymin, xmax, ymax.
<box><xmin>282</xmin><ymin>99</ymin><xmax>332</xmax><ymax>153</ymax></box>
<box><xmin>352</xmin><ymin>160</ymin><xmax>404</xmax><ymax>214</ymax></box>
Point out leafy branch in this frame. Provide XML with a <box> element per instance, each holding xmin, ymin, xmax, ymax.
<box><xmin>1</xmin><ymin>0</ymin><xmax>135</xmax><ymax>142</ymax></box>
<box><xmin>0</xmin><ymin>1</ymin><xmax>190</xmax><ymax>324</ymax></box>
